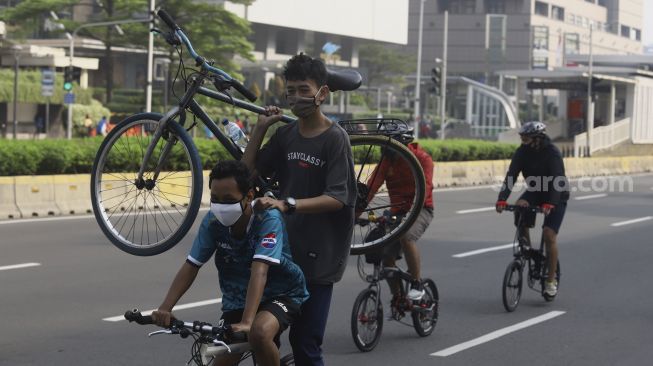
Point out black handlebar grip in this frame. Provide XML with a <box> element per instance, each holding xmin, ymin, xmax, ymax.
<box><xmin>157</xmin><ymin>10</ymin><xmax>180</xmax><ymax>30</ymax></box>
<box><xmin>231</xmin><ymin>80</ymin><xmax>257</xmax><ymax>102</ymax></box>
<box><xmin>230</xmin><ymin>330</ymin><xmax>248</xmax><ymax>343</ymax></box>
<box><xmin>124</xmin><ymin>310</ymin><xmax>154</xmax><ymax>325</ymax></box>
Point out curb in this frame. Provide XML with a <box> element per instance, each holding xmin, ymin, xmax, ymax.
<box><xmin>1</xmin><ymin>156</ymin><xmax>652</xmax><ymax>220</ymax></box>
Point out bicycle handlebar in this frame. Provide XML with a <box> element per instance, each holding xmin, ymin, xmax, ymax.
<box><xmin>158</xmin><ymin>9</ymin><xmax>179</xmax><ymax>31</ymax></box>
<box><xmin>503</xmin><ymin>204</ymin><xmax>543</xmax><ymax>214</ymax></box>
<box><xmin>124</xmin><ymin>309</ymin><xmax>247</xmax><ymax>342</ymax></box>
<box><xmin>157</xmin><ymin>9</ymin><xmax>257</xmax><ymax>103</ymax></box>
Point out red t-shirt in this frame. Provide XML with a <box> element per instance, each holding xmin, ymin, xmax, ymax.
<box><xmin>366</xmin><ymin>142</ymin><xmax>434</xmax><ymax>214</ymax></box>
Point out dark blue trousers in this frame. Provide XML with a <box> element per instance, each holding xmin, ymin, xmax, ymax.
<box><xmin>289</xmin><ymin>283</ymin><xmax>333</xmax><ymax>366</ymax></box>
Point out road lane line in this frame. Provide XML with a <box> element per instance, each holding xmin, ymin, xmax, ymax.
<box><xmin>452</xmin><ymin>243</ymin><xmax>513</xmax><ymax>258</ymax></box>
<box><xmin>574</xmin><ymin>193</ymin><xmax>608</xmax><ymax>201</ymax></box>
<box><xmin>610</xmin><ymin>216</ymin><xmax>653</xmax><ymax>227</ymax></box>
<box><xmin>430</xmin><ymin>311</ymin><xmax>566</xmax><ymax>357</ymax></box>
<box><xmin>103</xmin><ymin>298</ymin><xmax>222</xmax><ymax>322</ymax></box>
<box><xmin>0</xmin><ymin>208</ymin><xmax>209</xmax><ymax>225</ymax></box>
<box><xmin>456</xmin><ymin>207</ymin><xmax>495</xmax><ymax>214</ymax></box>
<box><xmin>0</xmin><ymin>262</ymin><xmax>41</xmax><ymax>271</ymax></box>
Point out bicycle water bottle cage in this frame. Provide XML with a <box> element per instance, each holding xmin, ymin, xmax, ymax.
<box><xmin>338</xmin><ymin>118</ymin><xmax>411</xmax><ymax>137</ymax></box>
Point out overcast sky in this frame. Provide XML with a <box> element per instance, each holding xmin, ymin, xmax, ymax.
<box><xmin>644</xmin><ymin>0</ymin><xmax>653</xmax><ymax>45</ymax></box>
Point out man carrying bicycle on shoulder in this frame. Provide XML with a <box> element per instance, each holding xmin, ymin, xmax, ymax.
<box><xmin>495</xmin><ymin>121</ymin><xmax>570</xmax><ymax>298</ymax></box>
<box><xmin>363</xmin><ymin>126</ymin><xmax>434</xmax><ymax>301</ymax></box>
<box><xmin>152</xmin><ymin>160</ymin><xmax>308</xmax><ymax>366</ymax></box>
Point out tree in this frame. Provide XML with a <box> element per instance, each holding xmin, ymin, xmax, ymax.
<box><xmin>1</xmin><ymin>0</ymin><xmax>255</xmax><ymax>103</ymax></box>
<box><xmin>358</xmin><ymin>42</ymin><xmax>415</xmax><ymax>87</ymax></box>
<box><xmin>0</xmin><ymin>0</ymin><xmax>77</xmax><ymax>38</ymax></box>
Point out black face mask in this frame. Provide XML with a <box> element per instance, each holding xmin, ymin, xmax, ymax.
<box><xmin>286</xmin><ymin>86</ymin><xmax>324</xmax><ymax>118</ymax></box>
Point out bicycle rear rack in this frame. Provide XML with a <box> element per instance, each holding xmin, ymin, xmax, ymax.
<box><xmin>338</xmin><ymin>118</ymin><xmax>410</xmax><ymax>137</ymax></box>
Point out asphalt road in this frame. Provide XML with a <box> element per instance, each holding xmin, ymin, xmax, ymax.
<box><xmin>1</xmin><ymin>173</ymin><xmax>652</xmax><ymax>365</ymax></box>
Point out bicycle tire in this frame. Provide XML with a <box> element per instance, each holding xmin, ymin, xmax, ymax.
<box><xmin>351</xmin><ymin>288</ymin><xmax>383</xmax><ymax>352</ymax></box>
<box><xmin>412</xmin><ymin>278</ymin><xmax>439</xmax><ymax>337</ymax></box>
<box><xmin>349</xmin><ymin>135</ymin><xmax>426</xmax><ymax>255</ymax></box>
<box><xmin>91</xmin><ymin>113</ymin><xmax>203</xmax><ymax>256</ymax></box>
<box><xmin>541</xmin><ymin>259</ymin><xmax>561</xmax><ymax>302</ymax></box>
<box><xmin>502</xmin><ymin>260</ymin><xmax>523</xmax><ymax>312</ymax></box>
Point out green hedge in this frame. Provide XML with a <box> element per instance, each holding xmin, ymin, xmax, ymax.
<box><xmin>417</xmin><ymin>139</ymin><xmax>518</xmax><ymax>162</ymax></box>
<box><xmin>0</xmin><ymin>137</ymin><xmax>517</xmax><ymax>176</ymax></box>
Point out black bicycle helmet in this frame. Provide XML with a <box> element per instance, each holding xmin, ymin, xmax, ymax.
<box><xmin>391</xmin><ymin>124</ymin><xmax>415</xmax><ymax>145</ymax></box>
<box><xmin>518</xmin><ymin>121</ymin><xmax>546</xmax><ymax>137</ymax></box>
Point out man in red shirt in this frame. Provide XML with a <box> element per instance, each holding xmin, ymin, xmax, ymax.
<box><xmin>365</xmin><ymin>128</ymin><xmax>434</xmax><ymax>300</ymax></box>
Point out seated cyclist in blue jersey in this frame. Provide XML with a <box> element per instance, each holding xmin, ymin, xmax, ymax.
<box><xmin>152</xmin><ymin>160</ymin><xmax>308</xmax><ymax>366</ymax></box>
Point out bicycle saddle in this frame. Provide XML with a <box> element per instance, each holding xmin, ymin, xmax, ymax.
<box><xmin>327</xmin><ymin>69</ymin><xmax>362</xmax><ymax>92</ymax></box>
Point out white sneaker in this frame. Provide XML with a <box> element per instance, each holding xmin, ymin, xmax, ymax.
<box><xmin>407</xmin><ymin>281</ymin><xmax>425</xmax><ymax>301</ymax></box>
<box><xmin>545</xmin><ymin>280</ymin><xmax>558</xmax><ymax>297</ymax></box>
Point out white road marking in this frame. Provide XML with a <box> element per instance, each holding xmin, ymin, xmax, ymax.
<box><xmin>452</xmin><ymin>243</ymin><xmax>513</xmax><ymax>258</ymax></box>
<box><xmin>0</xmin><ymin>208</ymin><xmax>209</xmax><ymax>225</ymax></box>
<box><xmin>456</xmin><ymin>207</ymin><xmax>495</xmax><ymax>214</ymax></box>
<box><xmin>0</xmin><ymin>262</ymin><xmax>41</xmax><ymax>271</ymax></box>
<box><xmin>610</xmin><ymin>216</ymin><xmax>653</xmax><ymax>227</ymax></box>
<box><xmin>103</xmin><ymin>298</ymin><xmax>222</xmax><ymax>322</ymax></box>
<box><xmin>574</xmin><ymin>193</ymin><xmax>608</xmax><ymax>201</ymax></box>
<box><xmin>431</xmin><ymin>311</ymin><xmax>566</xmax><ymax>357</ymax></box>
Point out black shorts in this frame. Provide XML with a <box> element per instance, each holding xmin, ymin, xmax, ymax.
<box><xmin>514</xmin><ymin>191</ymin><xmax>567</xmax><ymax>234</ymax></box>
<box><xmin>221</xmin><ymin>297</ymin><xmax>300</xmax><ymax>345</ymax></box>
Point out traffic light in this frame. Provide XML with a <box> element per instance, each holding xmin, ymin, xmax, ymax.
<box><xmin>63</xmin><ymin>66</ymin><xmax>73</xmax><ymax>91</ymax></box>
<box><xmin>430</xmin><ymin>67</ymin><xmax>441</xmax><ymax>95</ymax></box>
<box><xmin>63</xmin><ymin>67</ymin><xmax>82</xmax><ymax>91</ymax></box>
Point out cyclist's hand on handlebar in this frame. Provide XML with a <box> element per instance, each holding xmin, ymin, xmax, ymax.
<box><xmin>256</xmin><ymin>106</ymin><xmax>283</xmax><ymax>129</ymax></box>
<box><xmin>230</xmin><ymin>322</ymin><xmax>251</xmax><ymax>334</ymax></box>
<box><xmin>540</xmin><ymin>203</ymin><xmax>555</xmax><ymax>216</ymax></box>
<box><xmin>151</xmin><ymin>309</ymin><xmax>174</xmax><ymax>328</ymax></box>
<box><xmin>495</xmin><ymin>200</ymin><xmax>507</xmax><ymax>213</ymax></box>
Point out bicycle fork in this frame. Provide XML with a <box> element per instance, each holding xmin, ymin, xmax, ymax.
<box><xmin>136</xmin><ymin>106</ymin><xmax>181</xmax><ymax>186</ymax></box>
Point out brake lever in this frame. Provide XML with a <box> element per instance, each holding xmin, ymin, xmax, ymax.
<box><xmin>212</xmin><ymin>340</ymin><xmax>232</xmax><ymax>353</ymax></box>
<box><xmin>161</xmin><ymin>31</ymin><xmax>181</xmax><ymax>46</ymax></box>
<box><xmin>212</xmin><ymin>76</ymin><xmax>232</xmax><ymax>92</ymax></box>
<box><xmin>148</xmin><ymin>329</ymin><xmax>176</xmax><ymax>337</ymax></box>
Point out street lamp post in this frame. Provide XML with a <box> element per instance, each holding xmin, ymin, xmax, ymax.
<box><xmin>12</xmin><ymin>45</ymin><xmax>22</xmax><ymax>140</ymax></box>
<box><xmin>67</xmin><ymin>17</ymin><xmax>151</xmax><ymax>139</ymax></box>
<box><xmin>413</xmin><ymin>0</ymin><xmax>426</xmax><ymax>139</ymax></box>
<box><xmin>586</xmin><ymin>24</ymin><xmax>594</xmax><ymax>156</ymax></box>
<box><xmin>439</xmin><ymin>10</ymin><xmax>448</xmax><ymax>140</ymax></box>
<box><xmin>146</xmin><ymin>0</ymin><xmax>156</xmax><ymax>113</ymax></box>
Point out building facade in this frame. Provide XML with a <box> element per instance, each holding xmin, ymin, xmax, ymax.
<box><xmin>404</xmin><ymin>0</ymin><xmax>644</xmax><ymax>139</ymax></box>
<box><xmin>408</xmin><ymin>0</ymin><xmax>643</xmax><ymax>80</ymax></box>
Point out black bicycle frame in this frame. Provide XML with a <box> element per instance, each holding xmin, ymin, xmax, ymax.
<box><xmin>136</xmin><ymin>70</ymin><xmax>297</xmax><ymax>182</ymax></box>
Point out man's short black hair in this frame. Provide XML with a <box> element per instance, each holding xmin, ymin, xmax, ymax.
<box><xmin>283</xmin><ymin>53</ymin><xmax>328</xmax><ymax>87</ymax></box>
<box><xmin>208</xmin><ymin>160</ymin><xmax>251</xmax><ymax>195</ymax></box>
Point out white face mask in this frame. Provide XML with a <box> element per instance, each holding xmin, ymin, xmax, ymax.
<box><xmin>210</xmin><ymin>201</ymin><xmax>244</xmax><ymax>227</ymax></box>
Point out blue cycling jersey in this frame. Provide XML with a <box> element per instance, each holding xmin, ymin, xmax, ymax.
<box><xmin>187</xmin><ymin>208</ymin><xmax>309</xmax><ymax>311</ymax></box>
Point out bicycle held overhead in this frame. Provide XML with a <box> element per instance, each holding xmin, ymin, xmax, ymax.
<box><xmin>91</xmin><ymin>9</ymin><xmax>426</xmax><ymax>258</ymax></box>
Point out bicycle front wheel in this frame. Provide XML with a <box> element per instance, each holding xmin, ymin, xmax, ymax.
<box><xmin>91</xmin><ymin>113</ymin><xmax>203</xmax><ymax>256</ymax></box>
<box><xmin>350</xmin><ymin>135</ymin><xmax>426</xmax><ymax>255</ymax></box>
<box><xmin>502</xmin><ymin>260</ymin><xmax>523</xmax><ymax>312</ymax></box>
<box><xmin>351</xmin><ymin>288</ymin><xmax>383</xmax><ymax>352</ymax></box>
<box><xmin>412</xmin><ymin>278</ymin><xmax>439</xmax><ymax>337</ymax></box>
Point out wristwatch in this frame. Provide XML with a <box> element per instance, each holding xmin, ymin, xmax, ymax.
<box><xmin>284</xmin><ymin>197</ymin><xmax>297</xmax><ymax>214</ymax></box>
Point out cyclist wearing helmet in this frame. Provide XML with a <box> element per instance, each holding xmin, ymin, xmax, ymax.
<box><xmin>495</xmin><ymin>121</ymin><xmax>569</xmax><ymax>298</ymax></box>
<box><xmin>363</xmin><ymin>126</ymin><xmax>434</xmax><ymax>301</ymax></box>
